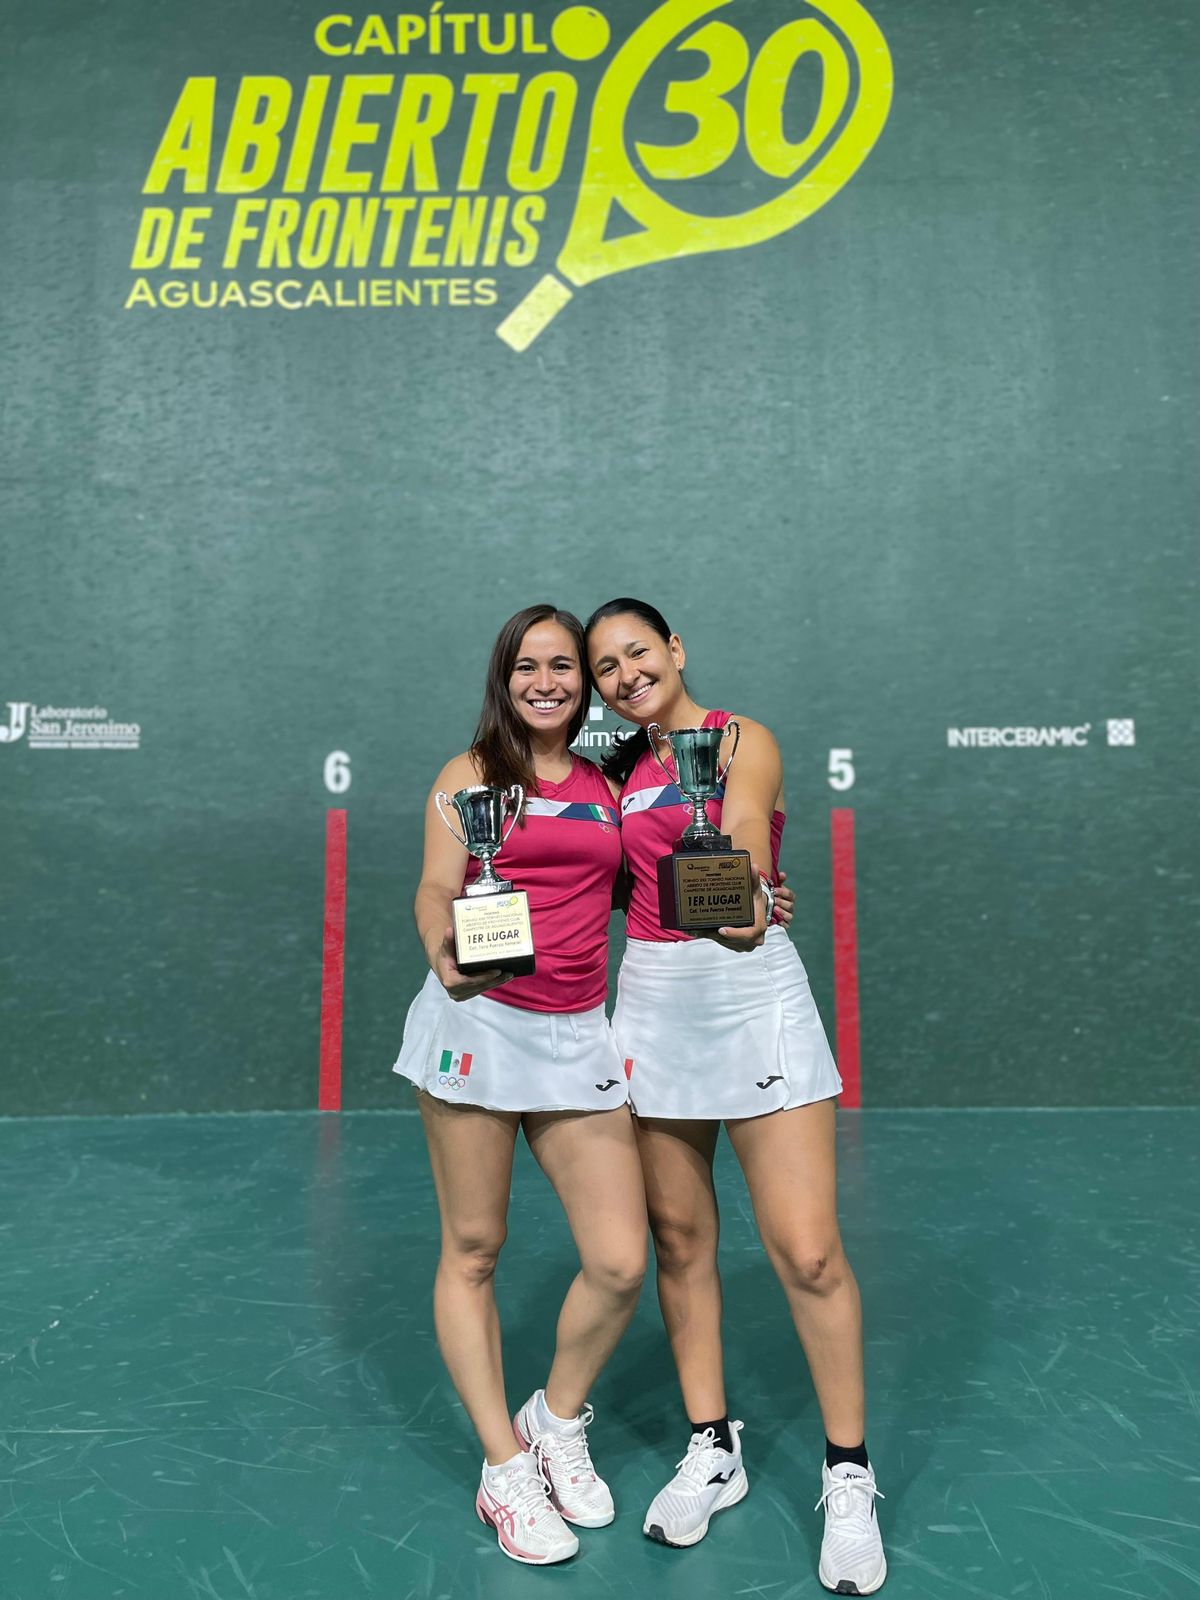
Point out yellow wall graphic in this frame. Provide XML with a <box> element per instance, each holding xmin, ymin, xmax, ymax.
<box><xmin>499</xmin><ymin>0</ymin><xmax>892</xmax><ymax>348</ymax></box>
<box><xmin>126</xmin><ymin>0</ymin><xmax>892</xmax><ymax>340</ymax></box>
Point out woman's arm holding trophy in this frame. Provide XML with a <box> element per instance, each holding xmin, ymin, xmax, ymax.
<box><xmin>415</xmin><ymin>754</ymin><xmax>509</xmax><ymax>1003</ymax></box>
<box><xmin>698</xmin><ymin>717</ymin><xmax>781</xmax><ymax>953</ymax></box>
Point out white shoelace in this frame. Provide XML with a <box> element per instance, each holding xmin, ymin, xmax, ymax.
<box><xmin>815</xmin><ymin>1471</ymin><xmax>884</xmax><ymax>1531</ymax></box>
<box><xmin>673</xmin><ymin>1428</ymin><xmax>727</xmax><ymax>1491</ymax></box>
<box><xmin>500</xmin><ymin>1451</ymin><xmax>555</xmax><ymax>1523</ymax></box>
<box><xmin>548</xmin><ymin>1403</ymin><xmax>597</xmax><ymax>1482</ymax></box>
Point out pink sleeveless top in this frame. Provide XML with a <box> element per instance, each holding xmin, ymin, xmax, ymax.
<box><xmin>463</xmin><ymin>755</ymin><xmax>622</xmax><ymax>1013</ymax></box>
<box><xmin>620</xmin><ymin>710</ymin><xmax>784</xmax><ymax>944</ymax></box>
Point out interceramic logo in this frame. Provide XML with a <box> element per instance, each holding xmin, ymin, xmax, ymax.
<box><xmin>0</xmin><ymin>703</ymin><xmax>141</xmax><ymax>751</ymax></box>
<box><xmin>947</xmin><ymin>720</ymin><xmax>1140</xmax><ymax>751</ymax></box>
<box><xmin>947</xmin><ymin>725</ymin><xmax>1092</xmax><ymax>749</ymax></box>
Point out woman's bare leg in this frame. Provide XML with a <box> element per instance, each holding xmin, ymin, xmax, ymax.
<box><xmin>726</xmin><ymin>1098</ymin><xmax>864</xmax><ymax>1446</ymax></box>
<box><xmin>523</xmin><ymin>1106</ymin><xmax>648</xmax><ymax>1416</ymax></box>
<box><xmin>418</xmin><ymin>1092</ymin><xmax>522</xmax><ymax>1463</ymax></box>
<box><xmin>636</xmin><ymin>1118</ymin><xmax>727</xmax><ymax>1421</ymax></box>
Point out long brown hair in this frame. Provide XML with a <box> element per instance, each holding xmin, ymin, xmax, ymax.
<box><xmin>471</xmin><ymin>605</ymin><xmax>589</xmax><ymax>809</ymax></box>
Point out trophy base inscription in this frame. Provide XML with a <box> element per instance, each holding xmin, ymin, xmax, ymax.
<box><xmin>656</xmin><ymin>840</ymin><xmax>756</xmax><ymax>933</ymax></box>
<box><xmin>452</xmin><ymin>889</ymin><xmax>536</xmax><ymax>976</ymax></box>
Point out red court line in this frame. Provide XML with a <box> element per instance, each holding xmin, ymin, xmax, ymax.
<box><xmin>830</xmin><ymin>808</ymin><xmax>862</xmax><ymax>1108</ymax></box>
<box><xmin>319</xmin><ymin>809</ymin><xmax>347</xmax><ymax>1111</ymax></box>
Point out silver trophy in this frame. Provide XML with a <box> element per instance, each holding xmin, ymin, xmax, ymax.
<box><xmin>647</xmin><ymin>722</ymin><xmax>740</xmax><ymax>847</ymax></box>
<box><xmin>435</xmin><ymin>784</ymin><xmax>525</xmax><ymax>892</ymax></box>
<box><xmin>646</xmin><ymin>722</ymin><xmax>754</xmax><ymax>931</ymax></box>
<box><xmin>434</xmin><ymin>783</ymin><xmax>535</xmax><ymax>974</ymax></box>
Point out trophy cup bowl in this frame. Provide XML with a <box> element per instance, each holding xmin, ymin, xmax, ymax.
<box><xmin>435</xmin><ymin>784</ymin><xmax>536</xmax><ymax>975</ymax></box>
<box><xmin>440</xmin><ymin>784</ymin><xmax>520</xmax><ymax>894</ymax></box>
<box><xmin>664</xmin><ymin>725</ymin><xmax>735</xmax><ymax>846</ymax></box>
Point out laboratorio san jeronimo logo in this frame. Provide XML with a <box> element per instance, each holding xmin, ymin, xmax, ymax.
<box><xmin>0</xmin><ymin>702</ymin><xmax>141</xmax><ymax>750</ymax></box>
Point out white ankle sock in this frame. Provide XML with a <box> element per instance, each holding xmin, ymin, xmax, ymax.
<box><xmin>484</xmin><ymin>1450</ymin><xmax>524</xmax><ymax>1481</ymax></box>
<box><xmin>534</xmin><ymin>1390</ymin><xmax>579</xmax><ymax>1434</ymax></box>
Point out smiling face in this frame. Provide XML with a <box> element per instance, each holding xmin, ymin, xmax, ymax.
<box><xmin>587</xmin><ymin>612</ymin><xmax>686</xmax><ymax>727</ymax></box>
<box><xmin>508</xmin><ymin>620</ymin><xmax>584</xmax><ymax>741</ymax></box>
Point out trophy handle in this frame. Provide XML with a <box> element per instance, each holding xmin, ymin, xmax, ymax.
<box><xmin>717</xmin><ymin>719</ymin><xmax>740</xmax><ymax>786</ymax></box>
<box><xmin>501</xmin><ymin>785</ymin><xmax>525</xmax><ymax>846</ymax></box>
<box><xmin>434</xmin><ymin>790</ymin><xmax>468</xmax><ymax>848</ymax></box>
<box><xmin>646</xmin><ymin>723</ymin><xmax>676</xmax><ymax>786</ymax></box>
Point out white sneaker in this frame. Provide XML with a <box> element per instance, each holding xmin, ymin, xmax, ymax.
<box><xmin>643</xmin><ymin>1422</ymin><xmax>748</xmax><ymax>1547</ymax></box>
<box><xmin>512</xmin><ymin>1392</ymin><xmax>615</xmax><ymax>1527</ymax></box>
<box><xmin>816</xmin><ymin>1461</ymin><xmax>887</xmax><ymax>1594</ymax></box>
<box><xmin>475</xmin><ymin>1450</ymin><xmax>579</xmax><ymax>1565</ymax></box>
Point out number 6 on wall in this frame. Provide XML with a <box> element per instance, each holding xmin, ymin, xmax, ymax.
<box><xmin>828</xmin><ymin>748</ymin><xmax>855</xmax><ymax>791</ymax></box>
<box><xmin>324</xmin><ymin>751</ymin><xmax>351</xmax><ymax>795</ymax></box>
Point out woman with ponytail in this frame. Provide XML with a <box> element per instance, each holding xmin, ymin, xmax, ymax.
<box><xmin>393</xmin><ymin>604</ymin><xmax>646</xmax><ymax>1567</ymax></box>
<box><xmin>585</xmin><ymin>598</ymin><xmax>887</xmax><ymax>1596</ymax></box>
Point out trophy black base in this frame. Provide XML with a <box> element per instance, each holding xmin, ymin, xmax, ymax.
<box><xmin>455</xmin><ymin>952</ymin><xmax>537</xmax><ymax>978</ymax></box>
<box><xmin>452</xmin><ymin>889</ymin><xmax>537</xmax><ymax>977</ymax></box>
<box><xmin>656</xmin><ymin>839</ymin><xmax>756</xmax><ymax>933</ymax></box>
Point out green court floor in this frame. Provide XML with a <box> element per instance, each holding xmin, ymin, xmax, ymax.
<box><xmin>1</xmin><ymin>1108</ymin><xmax>1197</xmax><ymax>1599</ymax></box>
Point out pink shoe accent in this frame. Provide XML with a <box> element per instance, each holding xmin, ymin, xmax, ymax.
<box><xmin>511</xmin><ymin>1404</ymin><xmax>610</xmax><ymax>1525</ymax></box>
<box><xmin>477</xmin><ymin>1484</ymin><xmax>554</xmax><ymax>1564</ymax></box>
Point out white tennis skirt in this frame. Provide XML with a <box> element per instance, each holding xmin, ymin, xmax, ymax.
<box><xmin>612</xmin><ymin>926</ymin><xmax>842</xmax><ymax>1120</ymax></box>
<box><xmin>393</xmin><ymin>970</ymin><xmax>630</xmax><ymax>1113</ymax></box>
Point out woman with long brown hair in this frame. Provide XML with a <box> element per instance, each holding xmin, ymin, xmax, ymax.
<box><xmin>392</xmin><ymin>603</ymin><xmax>647</xmax><ymax>1566</ymax></box>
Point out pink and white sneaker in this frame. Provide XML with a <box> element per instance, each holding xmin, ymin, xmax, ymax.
<box><xmin>475</xmin><ymin>1450</ymin><xmax>579</xmax><ymax>1565</ymax></box>
<box><xmin>513</xmin><ymin>1391</ymin><xmax>615</xmax><ymax>1527</ymax></box>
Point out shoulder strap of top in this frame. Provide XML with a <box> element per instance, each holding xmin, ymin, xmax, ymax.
<box><xmin>620</xmin><ymin>737</ymin><xmax>665</xmax><ymax>797</ymax></box>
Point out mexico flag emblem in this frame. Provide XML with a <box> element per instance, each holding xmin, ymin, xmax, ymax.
<box><xmin>438</xmin><ymin>1050</ymin><xmax>473</xmax><ymax>1090</ymax></box>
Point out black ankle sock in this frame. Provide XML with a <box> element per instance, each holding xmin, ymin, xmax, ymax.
<box><xmin>826</xmin><ymin>1437</ymin><xmax>869</xmax><ymax>1471</ymax></box>
<box><xmin>690</xmin><ymin>1416</ymin><xmax>734</xmax><ymax>1453</ymax></box>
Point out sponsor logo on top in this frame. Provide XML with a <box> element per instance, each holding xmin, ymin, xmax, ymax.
<box><xmin>946</xmin><ymin>719</ymin><xmax>1136</xmax><ymax>751</ymax></box>
<box><xmin>1</xmin><ymin>702</ymin><xmax>142</xmax><ymax>751</ymax></box>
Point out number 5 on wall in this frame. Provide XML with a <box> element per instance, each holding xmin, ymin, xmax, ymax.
<box><xmin>828</xmin><ymin>748</ymin><xmax>855</xmax><ymax>791</ymax></box>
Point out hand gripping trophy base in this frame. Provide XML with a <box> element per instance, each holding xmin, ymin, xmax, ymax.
<box><xmin>648</xmin><ymin>722</ymin><xmax>756</xmax><ymax>934</ymax></box>
<box><xmin>435</xmin><ymin>785</ymin><xmax>537</xmax><ymax>977</ymax></box>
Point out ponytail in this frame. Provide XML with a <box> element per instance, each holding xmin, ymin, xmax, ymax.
<box><xmin>600</xmin><ymin>727</ymin><xmax>650</xmax><ymax>785</ymax></box>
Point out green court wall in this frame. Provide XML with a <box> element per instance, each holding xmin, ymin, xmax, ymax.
<box><xmin>1</xmin><ymin>0</ymin><xmax>1195</xmax><ymax>1113</ymax></box>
